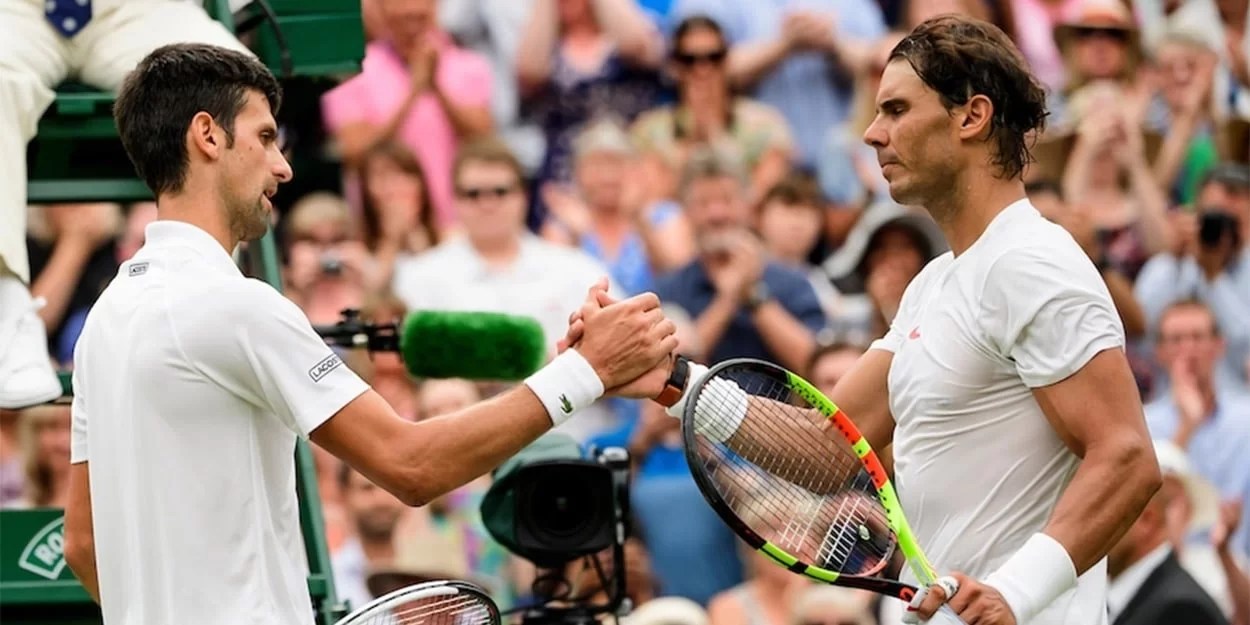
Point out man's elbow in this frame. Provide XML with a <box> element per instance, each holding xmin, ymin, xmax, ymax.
<box><xmin>1111</xmin><ymin>434</ymin><xmax>1162</xmax><ymax>503</ymax></box>
<box><xmin>63</xmin><ymin>529</ymin><xmax>95</xmax><ymax>580</ymax></box>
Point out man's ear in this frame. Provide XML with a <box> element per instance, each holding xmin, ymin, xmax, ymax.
<box><xmin>957</xmin><ymin>94</ymin><xmax>994</xmax><ymax>141</ymax></box>
<box><xmin>187</xmin><ymin>111</ymin><xmax>222</xmax><ymax>161</ymax></box>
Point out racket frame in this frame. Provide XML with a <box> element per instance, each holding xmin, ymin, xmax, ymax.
<box><xmin>334</xmin><ymin>579</ymin><xmax>501</xmax><ymax>625</ymax></box>
<box><xmin>681</xmin><ymin>358</ymin><xmax>940</xmax><ymax>602</ymax></box>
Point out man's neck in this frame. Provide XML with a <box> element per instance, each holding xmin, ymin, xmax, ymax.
<box><xmin>928</xmin><ymin>167</ymin><xmax>1027</xmax><ymax>256</ymax></box>
<box><xmin>155</xmin><ymin>188</ymin><xmax>237</xmax><ymax>254</ymax></box>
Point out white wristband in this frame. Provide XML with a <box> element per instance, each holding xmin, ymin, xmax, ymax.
<box><xmin>664</xmin><ymin>363</ymin><xmax>747</xmax><ymax>444</ymax></box>
<box><xmin>524</xmin><ymin>349</ymin><xmax>604</xmax><ymax>426</ymax></box>
<box><xmin>984</xmin><ymin>532</ymin><xmax>1077</xmax><ymax>624</ymax></box>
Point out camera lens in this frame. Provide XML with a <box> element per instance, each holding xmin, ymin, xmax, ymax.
<box><xmin>531</xmin><ymin>475</ymin><xmax>596</xmax><ymax>537</ymax></box>
<box><xmin>511</xmin><ymin>463</ymin><xmax>615</xmax><ymax>564</ymax></box>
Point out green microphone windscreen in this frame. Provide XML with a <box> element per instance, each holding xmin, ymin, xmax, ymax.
<box><xmin>399</xmin><ymin>310</ymin><xmax>548</xmax><ymax>381</ymax></box>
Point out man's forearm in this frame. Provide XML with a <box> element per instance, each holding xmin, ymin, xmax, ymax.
<box><xmin>751</xmin><ymin>300</ymin><xmax>815</xmax><ymax>373</ymax></box>
<box><xmin>433</xmin><ymin>87</ymin><xmax>493</xmax><ymax>138</ymax></box>
<box><xmin>1042</xmin><ymin>438</ymin><xmax>1160</xmax><ymax>573</ymax></box>
<box><xmin>67</xmin><ymin>545</ymin><xmax>101</xmax><ymax>604</ymax></box>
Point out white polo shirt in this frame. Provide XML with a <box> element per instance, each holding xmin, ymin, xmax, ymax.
<box><xmin>873</xmin><ymin>199</ymin><xmax>1124</xmax><ymax>625</ymax></box>
<box><xmin>70</xmin><ymin>221</ymin><xmax>369</xmax><ymax>625</ymax></box>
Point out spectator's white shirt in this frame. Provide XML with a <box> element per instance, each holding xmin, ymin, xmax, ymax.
<box><xmin>72</xmin><ymin>221</ymin><xmax>369</xmax><ymax>625</ymax></box>
<box><xmin>873</xmin><ymin>199</ymin><xmax>1125</xmax><ymax>625</ymax></box>
<box><xmin>391</xmin><ymin>233</ymin><xmax>621</xmax><ymax>441</ymax></box>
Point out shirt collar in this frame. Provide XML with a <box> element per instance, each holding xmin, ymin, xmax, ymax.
<box><xmin>1107</xmin><ymin>543</ymin><xmax>1171</xmax><ymax>621</ymax></box>
<box><xmin>141</xmin><ymin>220</ymin><xmax>242</xmax><ymax>277</ymax></box>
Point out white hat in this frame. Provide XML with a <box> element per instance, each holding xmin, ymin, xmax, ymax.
<box><xmin>624</xmin><ymin>597</ymin><xmax>708</xmax><ymax>625</ymax></box>
<box><xmin>1153</xmin><ymin>439</ymin><xmax>1221</xmax><ymax>531</ymax></box>
<box><xmin>820</xmin><ymin>201</ymin><xmax>948</xmax><ymax>294</ymax></box>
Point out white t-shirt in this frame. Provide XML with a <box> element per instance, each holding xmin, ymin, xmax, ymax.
<box><xmin>71</xmin><ymin>221</ymin><xmax>369</xmax><ymax>625</ymax></box>
<box><xmin>871</xmin><ymin>199</ymin><xmax>1125</xmax><ymax>625</ymax></box>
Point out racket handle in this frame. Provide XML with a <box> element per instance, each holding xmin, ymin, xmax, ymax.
<box><xmin>900</xmin><ymin>597</ymin><xmax>969</xmax><ymax>624</ymax></box>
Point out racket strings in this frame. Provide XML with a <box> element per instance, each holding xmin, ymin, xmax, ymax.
<box><xmin>358</xmin><ymin>594</ymin><xmax>496</xmax><ymax>625</ymax></box>
<box><xmin>690</xmin><ymin>369</ymin><xmax>896</xmax><ymax>577</ymax></box>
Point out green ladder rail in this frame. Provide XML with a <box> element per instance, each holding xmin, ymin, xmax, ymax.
<box><xmin>4</xmin><ymin>2</ymin><xmax>364</xmax><ymax>624</ymax></box>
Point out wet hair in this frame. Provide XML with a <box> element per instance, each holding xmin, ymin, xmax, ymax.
<box><xmin>889</xmin><ymin>15</ymin><xmax>1048</xmax><ymax>179</ymax></box>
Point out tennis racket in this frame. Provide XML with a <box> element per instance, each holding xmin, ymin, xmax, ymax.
<box><xmin>681</xmin><ymin>358</ymin><xmax>964</xmax><ymax>623</ymax></box>
<box><xmin>334</xmin><ymin>580</ymin><xmax>501</xmax><ymax>625</ymax></box>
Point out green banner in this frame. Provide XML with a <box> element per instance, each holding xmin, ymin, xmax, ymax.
<box><xmin>0</xmin><ymin>508</ymin><xmax>92</xmax><ymax>605</ymax></box>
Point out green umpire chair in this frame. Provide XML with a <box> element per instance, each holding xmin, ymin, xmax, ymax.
<box><xmin>2</xmin><ymin>2</ymin><xmax>364</xmax><ymax>624</ymax></box>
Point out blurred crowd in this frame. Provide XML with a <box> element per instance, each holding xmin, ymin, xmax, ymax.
<box><xmin>2</xmin><ymin>0</ymin><xmax>1249</xmax><ymax>623</ymax></box>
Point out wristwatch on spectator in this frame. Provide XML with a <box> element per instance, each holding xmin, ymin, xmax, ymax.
<box><xmin>746</xmin><ymin>281</ymin><xmax>772</xmax><ymax>311</ymax></box>
<box><xmin>654</xmin><ymin>355</ymin><xmax>692</xmax><ymax>408</ymax></box>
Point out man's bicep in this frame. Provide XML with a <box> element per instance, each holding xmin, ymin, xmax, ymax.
<box><xmin>310</xmin><ymin>390</ymin><xmax>413</xmax><ymax>498</ymax></box>
<box><xmin>65</xmin><ymin>462</ymin><xmax>92</xmax><ymax>546</ymax></box>
<box><xmin>1030</xmin><ymin>348</ymin><xmax>1150</xmax><ymax>458</ymax></box>
<box><xmin>829</xmin><ymin>348</ymin><xmax>895</xmax><ymax>449</ymax></box>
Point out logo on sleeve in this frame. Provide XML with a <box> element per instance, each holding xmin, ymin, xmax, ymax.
<box><xmin>559</xmin><ymin>394</ymin><xmax>573</xmax><ymax>414</ymax></box>
<box><xmin>128</xmin><ymin>262</ymin><xmax>149</xmax><ymax>277</ymax></box>
<box><xmin>309</xmin><ymin>353</ymin><xmax>344</xmax><ymax>382</ymax></box>
<box><xmin>908</xmin><ymin>326</ymin><xmax>921</xmax><ymax>340</ymax></box>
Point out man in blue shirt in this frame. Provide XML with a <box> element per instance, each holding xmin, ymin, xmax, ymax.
<box><xmin>1144</xmin><ymin>299</ymin><xmax>1250</xmax><ymax>558</ymax></box>
<box><xmin>654</xmin><ymin>148</ymin><xmax>826</xmax><ymax>374</ymax></box>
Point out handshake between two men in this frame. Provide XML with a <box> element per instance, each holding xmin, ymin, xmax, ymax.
<box><xmin>552</xmin><ymin>277</ymin><xmax>683</xmax><ymax>406</ymax></box>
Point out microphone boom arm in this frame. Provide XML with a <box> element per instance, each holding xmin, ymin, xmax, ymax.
<box><xmin>313</xmin><ymin>308</ymin><xmax>399</xmax><ymax>353</ymax></box>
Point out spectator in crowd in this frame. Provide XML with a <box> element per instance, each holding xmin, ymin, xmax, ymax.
<box><xmin>281</xmin><ymin>192</ymin><xmax>374</xmax><ymax>328</ymax></box>
<box><xmin>356</xmin><ymin>141</ymin><xmax>441</xmax><ymax>291</ymax></box>
<box><xmin>670</xmin><ymin>0</ymin><xmax>888</xmax><ymax>169</ymax></box>
<box><xmin>343</xmin><ymin>292</ymin><xmax>420</xmax><ymax>423</ymax></box>
<box><xmin>1049</xmin><ymin>0</ymin><xmax>1153</xmax><ymax>133</ymax></box>
<box><xmin>790</xmin><ymin>585</ymin><xmax>876</xmax><ymax>625</ymax></box>
<box><xmin>391</xmin><ymin>137</ymin><xmax>623</xmax><ymax>442</ymax></box>
<box><xmin>516</xmin><ymin>0</ymin><xmax>665</xmax><ymax>225</ymax></box>
<box><xmin>1154</xmin><ymin>439</ymin><xmax>1250</xmax><ymax>624</ymax></box>
<box><xmin>24</xmin><ymin>203</ymin><xmax>123</xmax><ymax>367</ymax></box>
<box><xmin>1060</xmin><ymin>80</ymin><xmax>1173</xmax><ymax>280</ymax></box>
<box><xmin>625</xmin><ymin>597</ymin><xmax>709</xmax><ymax>625</ymax></box>
<box><xmin>1106</xmin><ymin>445</ymin><xmax>1229</xmax><ymax>625</ymax></box>
<box><xmin>1008</xmin><ymin>0</ymin><xmax>1087</xmax><ymax>91</ymax></box>
<box><xmin>1136</xmin><ymin>164</ymin><xmax>1250</xmax><ymax>390</ymax></box>
<box><xmin>631</xmin><ymin>15</ymin><xmax>795</xmax><ymax>206</ymax></box>
<box><xmin>755</xmin><ymin>173</ymin><xmax>843</xmax><ymax>323</ymax></box>
<box><xmin>332</xmin><ymin>463</ymin><xmax>408</xmax><ymax>611</ymax></box>
<box><xmin>807</xmin><ymin>340</ymin><xmax>866</xmax><ymax>397</ymax></box>
<box><xmin>541</xmin><ymin>116</ymin><xmax>695</xmax><ymax>295</ymax></box>
<box><xmin>706</xmin><ymin>507</ymin><xmax>809</xmax><ymax>625</ymax></box>
<box><xmin>821</xmin><ymin>202</ymin><xmax>948</xmax><ymax>344</ymax></box>
<box><xmin>2</xmin><ymin>404</ymin><xmax>72</xmax><ymax>509</ymax></box>
<box><xmin>439</xmin><ymin>0</ymin><xmax>544</xmax><ymax>172</ymax></box>
<box><xmin>545</xmin><ymin>536</ymin><xmax>657</xmax><ymax>610</ymax></box>
<box><xmin>0</xmin><ymin>409</ymin><xmax>22</xmax><ymax>507</ymax></box>
<box><xmin>1144</xmin><ymin>299</ymin><xmax>1250</xmax><ymax>557</ymax></box>
<box><xmin>818</xmin><ymin>31</ymin><xmax>903</xmax><ymax>214</ymax></box>
<box><xmin>1</xmin><ymin>0</ymin><xmax>253</xmax><ymax>410</ymax></box>
<box><xmin>1148</xmin><ymin>27</ymin><xmax>1222</xmax><ymax>206</ymax></box>
<box><xmin>654</xmin><ymin>148</ymin><xmax>825</xmax><ymax>374</ymax></box>
<box><xmin>322</xmin><ymin>0</ymin><xmax>494</xmax><ymax>231</ymax></box>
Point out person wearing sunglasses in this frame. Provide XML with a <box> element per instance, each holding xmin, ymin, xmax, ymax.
<box><xmin>1048</xmin><ymin>0</ymin><xmax>1152</xmax><ymax>134</ymax></box>
<box><xmin>631</xmin><ymin>15</ymin><xmax>795</xmax><ymax>207</ymax></box>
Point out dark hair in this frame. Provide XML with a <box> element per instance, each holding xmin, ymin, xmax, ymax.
<box><xmin>114</xmin><ymin>43</ymin><xmax>282</xmax><ymax>197</ymax></box>
<box><xmin>1158</xmin><ymin>298</ymin><xmax>1221</xmax><ymax>339</ymax></box>
<box><xmin>889</xmin><ymin>15</ymin><xmax>1047</xmax><ymax>180</ymax></box>
<box><xmin>451</xmin><ymin>137</ymin><xmax>527</xmax><ymax>192</ymax></box>
<box><xmin>806</xmin><ymin>341</ymin><xmax>867</xmax><ymax>378</ymax></box>
<box><xmin>760</xmin><ymin>171</ymin><xmax>826</xmax><ymax>211</ymax></box>
<box><xmin>671</xmin><ymin>15</ymin><xmax>725</xmax><ymax>54</ymax></box>
<box><xmin>358</xmin><ymin>141</ymin><xmax>440</xmax><ymax>251</ymax></box>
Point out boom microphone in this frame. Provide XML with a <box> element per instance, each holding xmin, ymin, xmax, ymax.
<box><xmin>399</xmin><ymin>310</ymin><xmax>548</xmax><ymax>381</ymax></box>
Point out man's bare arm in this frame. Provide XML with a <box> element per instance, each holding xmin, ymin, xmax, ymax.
<box><xmin>1032</xmin><ymin>348</ymin><xmax>1161</xmax><ymax>574</ymax></box>
<box><xmin>64</xmin><ymin>462</ymin><xmax>101</xmax><ymax>604</ymax></box>
<box><xmin>312</xmin><ymin>387</ymin><xmax>553</xmax><ymax>506</ymax></box>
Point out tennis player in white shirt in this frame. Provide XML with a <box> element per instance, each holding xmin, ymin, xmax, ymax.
<box><xmin>845</xmin><ymin>16</ymin><xmax>1161</xmax><ymax>625</ymax></box>
<box><xmin>62</xmin><ymin>43</ymin><xmax>678</xmax><ymax>625</ymax></box>
<box><xmin>557</xmin><ymin>15</ymin><xmax>1166</xmax><ymax>625</ymax></box>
